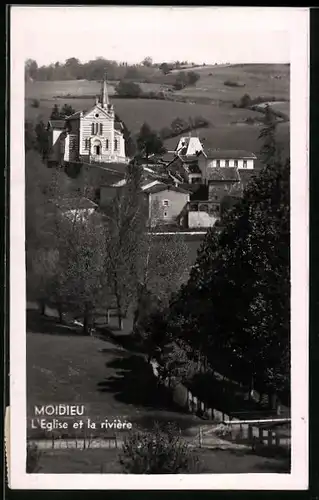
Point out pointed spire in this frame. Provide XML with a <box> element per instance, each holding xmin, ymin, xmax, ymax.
<box><xmin>101</xmin><ymin>72</ymin><xmax>109</xmax><ymax>108</ymax></box>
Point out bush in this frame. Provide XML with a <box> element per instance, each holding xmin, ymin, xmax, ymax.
<box><xmin>31</xmin><ymin>99</ymin><xmax>40</xmax><ymax>108</ymax></box>
<box><xmin>224</xmin><ymin>80</ymin><xmax>245</xmax><ymax>88</ymax></box>
<box><xmin>26</xmin><ymin>442</ymin><xmax>41</xmax><ymax>473</ymax></box>
<box><xmin>119</xmin><ymin>422</ymin><xmax>200</xmax><ymax>474</ymax></box>
<box><xmin>115</xmin><ymin>80</ymin><xmax>142</xmax><ymax>98</ymax></box>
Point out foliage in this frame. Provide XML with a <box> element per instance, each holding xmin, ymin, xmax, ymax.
<box><xmin>31</xmin><ymin>98</ymin><xmax>40</xmax><ymax>108</ymax></box>
<box><xmin>258</xmin><ymin>104</ymin><xmax>281</xmax><ymax>166</ymax></box>
<box><xmin>173</xmin><ymin>71</ymin><xmax>200</xmax><ymax>90</ymax></box>
<box><xmin>142</xmin><ymin>56</ymin><xmax>153</xmax><ymax>68</ymax></box>
<box><xmin>115</xmin><ymin>113</ymin><xmax>136</xmax><ymax>158</ymax></box>
<box><xmin>168</xmin><ymin>152</ymin><xmax>290</xmax><ymax>395</ymax></box>
<box><xmin>26</xmin><ymin>443</ymin><xmax>41</xmax><ymax>473</ymax></box>
<box><xmin>159</xmin><ymin>62</ymin><xmax>172</xmax><ymax>75</ymax></box>
<box><xmin>25</xmin><ymin>120</ymin><xmax>37</xmax><ymax>152</ymax></box>
<box><xmin>119</xmin><ymin>422</ymin><xmax>199</xmax><ymax>474</ymax></box>
<box><xmin>136</xmin><ymin>122</ymin><xmax>166</xmax><ymax>161</ymax></box>
<box><xmin>115</xmin><ymin>80</ymin><xmax>142</xmax><ymax>98</ymax></box>
<box><xmin>34</xmin><ymin>120</ymin><xmax>50</xmax><ymax>159</ymax></box>
<box><xmin>50</xmin><ymin>103</ymin><xmax>75</xmax><ymax>120</ymax></box>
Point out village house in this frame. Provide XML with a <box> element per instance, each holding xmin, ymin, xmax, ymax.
<box><xmin>46</xmin><ymin>75</ymin><xmax>127</xmax><ymax>166</ymax></box>
<box><xmin>198</xmin><ymin>149</ymin><xmax>257</xmax><ymax>184</ymax></box>
<box><xmin>143</xmin><ymin>183</ymin><xmax>191</xmax><ymax>227</ymax></box>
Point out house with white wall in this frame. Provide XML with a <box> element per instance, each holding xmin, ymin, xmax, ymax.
<box><xmin>198</xmin><ymin>149</ymin><xmax>256</xmax><ymax>184</ymax></box>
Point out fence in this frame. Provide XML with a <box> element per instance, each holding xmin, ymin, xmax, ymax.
<box><xmin>150</xmin><ymin>359</ymin><xmax>291</xmax><ymax>450</ymax></box>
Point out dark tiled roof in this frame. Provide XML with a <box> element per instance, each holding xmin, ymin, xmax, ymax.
<box><xmin>204</xmin><ymin>149</ymin><xmax>257</xmax><ymax>160</ymax></box>
<box><xmin>143</xmin><ymin>184</ymin><xmax>191</xmax><ymax>195</ymax></box>
<box><xmin>207</xmin><ymin>167</ymin><xmax>241</xmax><ymax>182</ymax></box>
<box><xmin>47</xmin><ymin>120</ymin><xmax>66</xmax><ymax>130</ymax></box>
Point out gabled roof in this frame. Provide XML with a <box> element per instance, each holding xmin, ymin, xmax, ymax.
<box><xmin>143</xmin><ymin>183</ymin><xmax>191</xmax><ymax>195</ymax></box>
<box><xmin>207</xmin><ymin>166</ymin><xmax>241</xmax><ymax>182</ymax></box>
<box><xmin>204</xmin><ymin>149</ymin><xmax>257</xmax><ymax>160</ymax></box>
<box><xmin>47</xmin><ymin>120</ymin><xmax>66</xmax><ymax>130</ymax></box>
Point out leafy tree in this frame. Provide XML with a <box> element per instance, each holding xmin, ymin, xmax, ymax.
<box><xmin>187</xmin><ymin>71</ymin><xmax>200</xmax><ymax>86</ymax></box>
<box><xmin>115</xmin><ymin>113</ymin><xmax>136</xmax><ymax>158</ymax></box>
<box><xmin>142</xmin><ymin>56</ymin><xmax>153</xmax><ymax>67</ymax></box>
<box><xmin>159</xmin><ymin>62</ymin><xmax>171</xmax><ymax>75</ymax></box>
<box><xmin>60</xmin><ymin>103</ymin><xmax>75</xmax><ymax>117</ymax></box>
<box><xmin>136</xmin><ymin>122</ymin><xmax>166</xmax><ymax>163</ymax></box>
<box><xmin>25</xmin><ymin>120</ymin><xmax>36</xmax><ymax>152</ymax></box>
<box><xmin>239</xmin><ymin>93</ymin><xmax>252</xmax><ymax>108</ymax></box>
<box><xmin>103</xmin><ymin>161</ymin><xmax>147</xmax><ymax>329</ymax></box>
<box><xmin>34</xmin><ymin>120</ymin><xmax>50</xmax><ymax>160</ymax></box>
<box><xmin>119</xmin><ymin>422</ymin><xmax>199</xmax><ymax>474</ymax></box>
<box><xmin>115</xmin><ymin>80</ymin><xmax>142</xmax><ymax>98</ymax></box>
<box><xmin>171</xmin><ymin>117</ymin><xmax>189</xmax><ymax>135</ymax></box>
<box><xmin>25</xmin><ymin>59</ymin><xmax>38</xmax><ymax>80</ymax></box>
<box><xmin>172</xmin><ymin>156</ymin><xmax>290</xmax><ymax>396</ymax></box>
<box><xmin>258</xmin><ymin>104</ymin><xmax>280</xmax><ymax>166</ymax></box>
<box><xmin>50</xmin><ymin>104</ymin><xmax>61</xmax><ymax>120</ymax></box>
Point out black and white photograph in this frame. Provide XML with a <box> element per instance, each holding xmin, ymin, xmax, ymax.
<box><xmin>9</xmin><ymin>6</ymin><xmax>308</xmax><ymax>489</ymax></box>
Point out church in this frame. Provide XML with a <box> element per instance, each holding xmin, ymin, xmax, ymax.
<box><xmin>47</xmin><ymin>76</ymin><xmax>127</xmax><ymax>166</ymax></box>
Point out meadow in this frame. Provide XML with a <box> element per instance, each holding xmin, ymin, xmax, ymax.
<box><xmin>25</xmin><ymin>64</ymin><xmax>290</xmax><ymax>160</ymax></box>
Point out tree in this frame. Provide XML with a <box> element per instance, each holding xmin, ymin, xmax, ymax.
<box><xmin>171</xmin><ymin>155</ymin><xmax>290</xmax><ymax>396</ymax></box>
<box><xmin>25</xmin><ymin>59</ymin><xmax>38</xmax><ymax>80</ymax></box>
<box><xmin>187</xmin><ymin>71</ymin><xmax>200</xmax><ymax>86</ymax></box>
<box><xmin>34</xmin><ymin>120</ymin><xmax>50</xmax><ymax>160</ymax></box>
<box><xmin>115</xmin><ymin>113</ymin><xmax>136</xmax><ymax>158</ymax></box>
<box><xmin>239</xmin><ymin>93</ymin><xmax>252</xmax><ymax>108</ymax></box>
<box><xmin>56</xmin><ymin>210</ymin><xmax>107</xmax><ymax>334</ymax></box>
<box><xmin>115</xmin><ymin>80</ymin><xmax>142</xmax><ymax>98</ymax></box>
<box><xmin>159</xmin><ymin>62</ymin><xmax>171</xmax><ymax>75</ymax></box>
<box><xmin>258</xmin><ymin>104</ymin><xmax>280</xmax><ymax>166</ymax></box>
<box><xmin>136</xmin><ymin>122</ymin><xmax>166</xmax><ymax>164</ymax></box>
<box><xmin>142</xmin><ymin>56</ymin><xmax>153</xmax><ymax>67</ymax></box>
<box><xmin>60</xmin><ymin>103</ymin><xmax>75</xmax><ymax>117</ymax></box>
<box><xmin>50</xmin><ymin>104</ymin><xmax>61</xmax><ymax>120</ymax></box>
<box><xmin>25</xmin><ymin>120</ymin><xmax>36</xmax><ymax>152</ymax></box>
<box><xmin>102</xmin><ymin>161</ymin><xmax>147</xmax><ymax>329</ymax></box>
<box><xmin>119</xmin><ymin>422</ymin><xmax>199</xmax><ymax>474</ymax></box>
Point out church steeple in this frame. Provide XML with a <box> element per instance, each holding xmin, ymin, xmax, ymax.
<box><xmin>100</xmin><ymin>72</ymin><xmax>109</xmax><ymax>108</ymax></box>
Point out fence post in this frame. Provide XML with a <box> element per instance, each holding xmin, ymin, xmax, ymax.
<box><xmin>199</xmin><ymin>426</ymin><xmax>202</xmax><ymax>448</ymax></box>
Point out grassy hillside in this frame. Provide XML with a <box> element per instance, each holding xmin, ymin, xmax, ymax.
<box><xmin>25</xmin><ymin>64</ymin><xmax>290</xmax><ymax>159</ymax></box>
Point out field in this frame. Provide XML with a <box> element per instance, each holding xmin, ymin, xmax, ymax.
<box><xmin>27</xmin><ymin>313</ymin><xmax>290</xmax><ymax>474</ymax></box>
<box><xmin>25</xmin><ymin>64</ymin><xmax>290</xmax><ymax>159</ymax></box>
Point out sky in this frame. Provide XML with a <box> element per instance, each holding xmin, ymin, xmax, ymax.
<box><xmin>10</xmin><ymin>6</ymin><xmax>304</xmax><ymax>67</ymax></box>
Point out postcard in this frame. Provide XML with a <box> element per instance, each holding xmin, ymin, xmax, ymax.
<box><xmin>9</xmin><ymin>5</ymin><xmax>309</xmax><ymax>490</ymax></box>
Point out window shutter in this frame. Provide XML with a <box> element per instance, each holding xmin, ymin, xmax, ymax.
<box><xmin>100</xmin><ymin>123</ymin><xmax>103</xmax><ymax>135</ymax></box>
<box><xmin>91</xmin><ymin>123</ymin><xmax>94</xmax><ymax>135</ymax></box>
<box><xmin>106</xmin><ymin>139</ymin><xmax>109</xmax><ymax>149</ymax></box>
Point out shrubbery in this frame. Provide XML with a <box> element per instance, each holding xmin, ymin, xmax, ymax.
<box><xmin>119</xmin><ymin>422</ymin><xmax>200</xmax><ymax>474</ymax></box>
